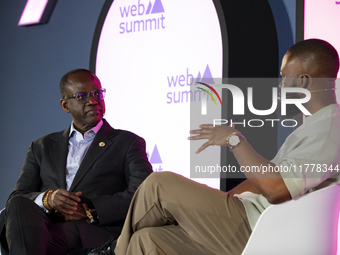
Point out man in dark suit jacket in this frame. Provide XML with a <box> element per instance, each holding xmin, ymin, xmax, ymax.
<box><xmin>0</xmin><ymin>69</ymin><xmax>153</xmax><ymax>255</ymax></box>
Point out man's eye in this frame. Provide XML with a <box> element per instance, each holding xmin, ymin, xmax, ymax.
<box><xmin>76</xmin><ymin>93</ymin><xmax>87</xmax><ymax>100</ymax></box>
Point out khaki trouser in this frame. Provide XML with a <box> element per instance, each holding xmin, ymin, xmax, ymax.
<box><xmin>115</xmin><ymin>172</ymin><xmax>251</xmax><ymax>255</ymax></box>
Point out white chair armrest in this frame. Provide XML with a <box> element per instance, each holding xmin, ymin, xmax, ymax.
<box><xmin>241</xmin><ymin>185</ymin><xmax>340</xmax><ymax>255</ymax></box>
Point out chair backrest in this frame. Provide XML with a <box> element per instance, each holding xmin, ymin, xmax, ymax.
<box><xmin>0</xmin><ymin>208</ymin><xmax>6</xmax><ymax>255</ymax></box>
<box><xmin>241</xmin><ymin>185</ymin><xmax>340</xmax><ymax>255</ymax></box>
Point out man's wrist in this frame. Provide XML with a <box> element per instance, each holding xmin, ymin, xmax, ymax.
<box><xmin>226</xmin><ymin>132</ymin><xmax>246</xmax><ymax>150</ymax></box>
<box><xmin>42</xmin><ymin>189</ymin><xmax>54</xmax><ymax>210</ymax></box>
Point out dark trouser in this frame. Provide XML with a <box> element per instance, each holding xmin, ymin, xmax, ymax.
<box><xmin>3</xmin><ymin>196</ymin><xmax>117</xmax><ymax>255</ymax></box>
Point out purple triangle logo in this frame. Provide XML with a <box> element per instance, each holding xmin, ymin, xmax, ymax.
<box><xmin>151</xmin><ymin>0</ymin><xmax>165</xmax><ymax>14</ymax></box>
<box><xmin>146</xmin><ymin>2</ymin><xmax>152</xmax><ymax>15</ymax></box>
<box><xmin>150</xmin><ymin>144</ymin><xmax>162</xmax><ymax>164</ymax></box>
<box><xmin>201</xmin><ymin>65</ymin><xmax>214</xmax><ymax>84</ymax></box>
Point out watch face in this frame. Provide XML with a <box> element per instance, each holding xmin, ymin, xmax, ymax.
<box><xmin>229</xmin><ymin>135</ymin><xmax>240</xmax><ymax>146</ymax></box>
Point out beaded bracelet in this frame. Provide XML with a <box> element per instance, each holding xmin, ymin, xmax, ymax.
<box><xmin>42</xmin><ymin>189</ymin><xmax>54</xmax><ymax>210</ymax></box>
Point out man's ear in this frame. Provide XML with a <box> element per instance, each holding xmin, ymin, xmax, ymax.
<box><xmin>60</xmin><ymin>98</ymin><xmax>70</xmax><ymax>113</ymax></box>
<box><xmin>298</xmin><ymin>74</ymin><xmax>312</xmax><ymax>90</ymax></box>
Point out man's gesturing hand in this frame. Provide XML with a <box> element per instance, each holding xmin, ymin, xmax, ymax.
<box><xmin>48</xmin><ymin>189</ymin><xmax>82</xmax><ymax>215</ymax></box>
<box><xmin>188</xmin><ymin>124</ymin><xmax>235</xmax><ymax>153</ymax></box>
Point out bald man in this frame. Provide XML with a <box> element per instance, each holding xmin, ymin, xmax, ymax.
<box><xmin>73</xmin><ymin>39</ymin><xmax>340</xmax><ymax>255</ymax></box>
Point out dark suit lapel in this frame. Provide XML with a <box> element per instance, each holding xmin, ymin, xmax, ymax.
<box><xmin>49</xmin><ymin>127</ymin><xmax>70</xmax><ymax>189</ymax></box>
<box><xmin>69</xmin><ymin>120</ymin><xmax>116</xmax><ymax>192</ymax></box>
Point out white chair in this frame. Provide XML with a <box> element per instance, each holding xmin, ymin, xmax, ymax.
<box><xmin>241</xmin><ymin>184</ymin><xmax>340</xmax><ymax>255</ymax></box>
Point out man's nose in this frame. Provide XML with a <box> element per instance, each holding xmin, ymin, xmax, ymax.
<box><xmin>86</xmin><ymin>92</ymin><xmax>98</xmax><ymax>104</ymax></box>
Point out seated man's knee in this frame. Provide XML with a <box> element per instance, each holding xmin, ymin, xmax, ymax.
<box><xmin>6</xmin><ymin>196</ymin><xmax>40</xmax><ymax>217</ymax></box>
<box><xmin>6</xmin><ymin>196</ymin><xmax>30</xmax><ymax>211</ymax></box>
<box><xmin>144</xmin><ymin>172</ymin><xmax>179</xmax><ymax>188</ymax></box>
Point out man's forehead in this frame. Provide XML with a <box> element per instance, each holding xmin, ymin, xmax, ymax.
<box><xmin>280</xmin><ymin>53</ymin><xmax>290</xmax><ymax>73</ymax></box>
<box><xmin>281</xmin><ymin>53</ymin><xmax>305</xmax><ymax>73</ymax></box>
<box><xmin>65</xmin><ymin>73</ymin><xmax>101</xmax><ymax>92</ymax></box>
<box><xmin>68</xmin><ymin>72</ymin><xmax>100</xmax><ymax>85</ymax></box>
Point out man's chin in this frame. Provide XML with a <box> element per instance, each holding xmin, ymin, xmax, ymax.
<box><xmin>86</xmin><ymin>115</ymin><xmax>103</xmax><ymax>126</ymax></box>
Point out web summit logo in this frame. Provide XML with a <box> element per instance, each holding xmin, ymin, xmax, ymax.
<box><xmin>147</xmin><ymin>144</ymin><xmax>163</xmax><ymax>172</ymax></box>
<box><xmin>166</xmin><ymin>65</ymin><xmax>215</xmax><ymax>104</ymax></box>
<box><xmin>119</xmin><ymin>0</ymin><xmax>166</xmax><ymax>34</ymax></box>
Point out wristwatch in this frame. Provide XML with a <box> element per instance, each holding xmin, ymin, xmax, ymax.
<box><xmin>226</xmin><ymin>132</ymin><xmax>245</xmax><ymax>150</ymax></box>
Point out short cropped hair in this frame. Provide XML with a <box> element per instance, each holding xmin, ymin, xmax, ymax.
<box><xmin>59</xmin><ymin>69</ymin><xmax>99</xmax><ymax>97</ymax></box>
<box><xmin>287</xmin><ymin>39</ymin><xmax>339</xmax><ymax>78</ymax></box>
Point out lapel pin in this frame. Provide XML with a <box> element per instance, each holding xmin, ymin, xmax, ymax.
<box><xmin>99</xmin><ymin>142</ymin><xmax>106</xmax><ymax>147</ymax></box>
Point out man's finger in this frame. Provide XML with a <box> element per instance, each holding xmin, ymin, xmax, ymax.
<box><xmin>57</xmin><ymin>206</ymin><xmax>75</xmax><ymax>215</ymax></box>
<box><xmin>196</xmin><ymin>141</ymin><xmax>211</xmax><ymax>154</ymax></box>
<box><xmin>56</xmin><ymin>189</ymin><xmax>81</xmax><ymax>202</ymax></box>
<box><xmin>74</xmin><ymin>191</ymin><xmax>82</xmax><ymax>197</ymax></box>
<box><xmin>67</xmin><ymin>192</ymin><xmax>81</xmax><ymax>202</ymax></box>
<box><xmin>198</xmin><ymin>124</ymin><xmax>214</xmax><ymax>129</ymax></box>
<box><xmin>189</xmin><ymin>129</ymin><xmax>202</xmax><ymax>134</ymax></box>
<box><xmin>189</xmin><ymin>129</ymin><xmax>212</xmax><ymax>135</ymax></box>
<box><xmin>188</xmin><ymin>134</ymin><xmax>211</xmax><ymax>140</ymax></box>
<box><xmin>56</xmin><ymin>190</ymin><xmax>81</xmax><ymax>203</ymax></box>
<box><xmin>52</xmin><ymin>194</ymin><xmax>78</xmax><ymax>211</ymax></box>
<box><xmin>54</xmin><ymin>200</ymin><xmax>77</xmax><ymax>212</ymax></box>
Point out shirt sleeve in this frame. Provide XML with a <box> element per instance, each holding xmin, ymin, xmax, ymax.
<box><xmin>34</xmin><ymin>192</ymin><xmax>51</xmax><ymax>212</ymax></box>
<box><xmin>275</xmin><ymin>132</ymin><xmax>340</xmax><ymax>199</ymax></box>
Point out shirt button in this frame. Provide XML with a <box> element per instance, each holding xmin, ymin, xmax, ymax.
<box><xmin>75</xmin><ymin>157</ymin><xmax>79</xmax><ymax>161</ymax></box>
<box><xmin>80</xmin><ymin>144</ymin><xmax>83</xmax><ymax>147</ymax></box>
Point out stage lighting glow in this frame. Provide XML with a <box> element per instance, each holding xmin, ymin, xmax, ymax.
<box><xmin>18</xmin><ymin>0</ymin><xmax>49</xmax><ymax>25</ymax></box>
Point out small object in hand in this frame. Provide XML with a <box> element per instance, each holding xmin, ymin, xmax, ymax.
<box><xmin>81</xmin><ymin>203</ymin><xmax>95</xmax><ymax>224</ymax></box>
